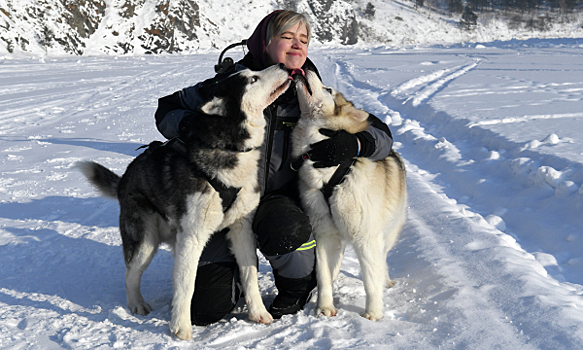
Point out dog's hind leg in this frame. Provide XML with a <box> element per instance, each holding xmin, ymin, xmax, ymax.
<box><xmin>383</xmin><ymin>152</ymin><xmax>408</xmax><ymax>288</ymax></box>
<box><xmin>383</xmin><ymin>237</ymin><xmax>399</xmax><ymax>288</ymax></box>
<box><xmin>125</xmin><ymin>243</ymin><xmax>156</xmax><ymax>315</ymax></box>
<box><xmin>227</xmin><ymin>214</ymin><xmax>273</xmax><ymax>324</ymax></box>
<box><xmin>382</xmin><ymin>198</ymin><xmax>407</xmax><ymax>289</ymax></box>
<box><xmin>353</xmin><ymin>233</ymin><xmax>387</xmax><ymax>322</ymax></box>
<box><xmin>315</xmin><ymin>231</ymin><xmax>344</xmax><ymax>318</ymax></box>
<box><xmin>122</xmin><ymin>215</ymin><xmax>159</xmax><ymax>316</ymax></box>
<box><xmin>382</xmin><ymin>228</ymin><xmax>400</xmax><ymax>289</ymax></box>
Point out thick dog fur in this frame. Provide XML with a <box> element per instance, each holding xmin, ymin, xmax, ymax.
<box><xmin>291</xmin><ymin>70</ymin><xmax>408</xmax><ymax>321</ymax></box>
<box><xmin>77</xmin><ymin>64</ymin><xmax>291</xmax><ymax>340</ymax></box>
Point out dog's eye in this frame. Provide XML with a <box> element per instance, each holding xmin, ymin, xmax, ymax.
<box><xmin>324</xmin><ymin>87</ymin><xmax>333</xmax><ymax>94</ymax></box>
<box><xmin>250</xmin><ymin>76</ymin><xmax>259</xmax><ymax>83</ymax></box>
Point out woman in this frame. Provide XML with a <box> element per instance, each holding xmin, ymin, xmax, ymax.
<box><xmin>154</xmin><ymin>10</ymin><xmax>394</xmax><ymax>325</ymax></box>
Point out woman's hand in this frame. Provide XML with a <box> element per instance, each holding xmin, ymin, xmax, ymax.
<box><xmin>308</xmin><ymin>129</ymin><xmax>361</xmax><ymax>168</ymax></box>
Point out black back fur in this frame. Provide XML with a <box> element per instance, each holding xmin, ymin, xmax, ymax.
<box><xmin>90</xmin><ymin>70</ymin><xmax>265</xmax><ymax>264</ymax></box>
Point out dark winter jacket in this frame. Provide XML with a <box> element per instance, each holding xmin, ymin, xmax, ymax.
<box><xmin>155</xmin><ymin>54</ymin><xmax>394</xmax><ymax>199</ymax></box>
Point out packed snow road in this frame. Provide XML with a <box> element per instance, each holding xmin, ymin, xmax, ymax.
<box><xmin>1</xmin><ymin>40</ymin><xmax>583</xmax><ymax>349</ymax></box>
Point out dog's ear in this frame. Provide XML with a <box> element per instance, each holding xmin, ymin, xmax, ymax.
<box><xmin>336</xmin><ymin>93</ymin><xmax>369</xmax><ymax>122</ymax></box>
<box><xmin>349</xmin><ymin>108</ymin><xmax>369</xmax><ymax>122</ymax></box>
<box><xmin>200</xmin><ymin>97</ymin><xmax>227</xmax><ymax>117</ymax></box>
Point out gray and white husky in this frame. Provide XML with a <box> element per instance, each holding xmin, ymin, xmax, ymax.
<box><xmin>291</xmin><ymin>70</ymin><xmax>408</xmax><ymax>321</ymax></box>
<box><xmin>77</xmin><ymin>64</ymin><xmax>291</xmax><ymax>340</ymax></box>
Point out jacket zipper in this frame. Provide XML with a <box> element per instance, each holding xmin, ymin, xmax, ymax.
<box><xmin>262</xmin><ymin>105</ymin><xmax>276</xmax><ymax>194</ymax></box>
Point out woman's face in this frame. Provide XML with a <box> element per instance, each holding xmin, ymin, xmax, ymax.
<box><xmin>265</xmin><ymin>22</ymin><xmax>308</xmax><ymax>70</ymax></box>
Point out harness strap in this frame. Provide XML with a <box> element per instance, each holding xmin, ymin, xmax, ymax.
<box><xmin>206</xmin><ymin>176</ymin><xmax>239</xmax><ymax>212</ymax></box>
<box><xmin>141</xmin><ymin>137</ymin><xmax>241</xmax><ymax>212</ymax></box>
<box><xmin>321</xmin><ymin>159</ymin><xmax>356</xmax><ymax>201</ymax></box>
<box><xmin>290</xmin><ymin>153</ymin><xmax>356</xmax><ymax>202</ymax></box>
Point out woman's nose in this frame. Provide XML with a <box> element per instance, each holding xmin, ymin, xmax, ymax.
<box><xmin>291</xmin><ymin>37</ymin><xmax>303</xmax><ymax>48</ymax></box>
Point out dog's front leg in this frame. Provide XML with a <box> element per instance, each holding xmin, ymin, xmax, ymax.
<box><xmin>169</xmin><ymin>227</ymin><xmax>211</xmax><ymax>340</ymax></box>
<box><xmin>227</xmin><ymin>215</ymin><xmax>273</xmax><ymax>325</ymax></box>
<box><xmin>170</xmin><ymin>193</ymin><xmax>222</xmax><ymax>340</ymax></box>
<box><xmin>315</xmin><ymin>230</ymin><xmax>344</xmax><ymax>318</ymax></box>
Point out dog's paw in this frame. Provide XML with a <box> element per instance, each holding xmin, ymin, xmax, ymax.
<box><xmin>128</xmin><ymin>301</ymin><xmax>153</xmax><ymax>316</ymax></box>
<box><xmin>361</xmin><ymin>310</ymin><xmax>384</xmax><ymax>322</ymax></box>
<box><xmin>248</xmin><ymin>309</ymin><xmax>273</xmax><ymax>325</ymax></box>
<box><xmin>316</xmin><ymin>306</ymin><xmax>337</xmax><ymax>318</ymax></box>
<box><xmin>170</xmin><ymin>318</ymin><xmax>192</xmax><ymax>341</ymax></box>
<box><xmin>387</xmin><ymin>279</ymin><xmax>396</xmax><ymax>288</ymax></box>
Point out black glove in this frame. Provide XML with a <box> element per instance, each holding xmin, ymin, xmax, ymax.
<box><xmin>308</xmin><ymin>129</ymin><xmax>372</xmax><ymax>168</ymax></box>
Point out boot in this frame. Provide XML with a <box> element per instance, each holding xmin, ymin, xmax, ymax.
<box><xmin>269</xmin><ymin>270</ymin><xmax>317</xmax><ymax>319</ymax></box>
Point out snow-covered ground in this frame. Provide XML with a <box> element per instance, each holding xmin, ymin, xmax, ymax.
<box><xmin>1</xmin><ymin>38</ymin><xmax>583</xmax><ymax>349</ymax></box>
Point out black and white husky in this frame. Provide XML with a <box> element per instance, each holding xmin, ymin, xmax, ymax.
<box><xmin>77</xmin><ymin>64</ymin><xmax>291</xmax><ymax>340</ymax></box>
<box><xmin>291</xmin><ymin>70</ymin><xmax>408</xmax><ymax>321</ymax></box>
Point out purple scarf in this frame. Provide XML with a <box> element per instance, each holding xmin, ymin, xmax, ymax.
<box><xmin>246</xmin><ymin>10</ymin><xmax>284</xmax><ymax>69</ymax></box>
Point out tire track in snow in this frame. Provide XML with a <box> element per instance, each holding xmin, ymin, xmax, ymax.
<box><xmin>0</xmin><ymin>57</ymin><xmax>206</xmax><ymax>136</ymax></box>
<box><xmin>467</xmin><ymin>112</ymin><xmax>583</xmax><ymax>127</ymax></box>
<box><xmin>335</xmin><ymin>54</ymin><xmax>583</xmax><ymax>283</ymax></box>
<box><xmin>393</xmin><ymin>61</ymin><xmax>480</xmax><ymax>107</ymax></box>
<box><xmin>376</xmin><ymin>92</ymin><xmax>583</xmax><ymax>287</ymax></box>
<box><xmin>329</xmin><ymin>54</ymin><xmax>583</xmax><ymax>348</ymax></box>
<box><xmin>396</xmin><ymin>167</ymin><xmax>583</xmax><ymax>349</ymax></box>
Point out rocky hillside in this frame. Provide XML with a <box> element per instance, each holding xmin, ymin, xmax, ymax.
<box><xmin>1</xmin><ymin>0</ymin><xmax>582</xmax><ymax>56</ymax></box>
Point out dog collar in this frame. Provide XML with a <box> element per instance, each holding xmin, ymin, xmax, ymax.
<box><xmin>153</xmin><ymin>137</ymin><xmax>256</xmax><ymax>154</ymax></box>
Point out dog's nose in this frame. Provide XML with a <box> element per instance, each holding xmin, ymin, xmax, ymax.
<box><xmin>277</xmin><ymin>63</ymin><xmax>286</xmax><ymax>70</ymax></box>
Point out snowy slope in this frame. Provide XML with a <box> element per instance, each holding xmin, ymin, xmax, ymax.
<box><xmin>1</xmin><ymin>38</ymin><xmax>583</xmax><ymax>349</ymax></box>
<box><xmin>1</xmin><ymin>0</ymin><xmax>582</xmax><ymax>57</ymax></box>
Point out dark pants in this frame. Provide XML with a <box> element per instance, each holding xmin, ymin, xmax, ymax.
<box><xmin>190</xmin><ymin>194</ymin><xmax>316</xmax><ymax>326</ymax></box>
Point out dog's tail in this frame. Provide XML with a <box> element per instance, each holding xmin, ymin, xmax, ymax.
<box><xmin>75</xmin><ymin>161</ymin><xmax>120</xmax><ymax>199</ymax></box>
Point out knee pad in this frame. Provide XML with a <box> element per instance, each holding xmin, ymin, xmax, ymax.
<box><xmin>253</xmin><ymin>195</ymin><xmax>312</xmax><ymax>256</ymax></box>
<box><xmin>190</xmin><ymin>262</ymin><xmax>240</xmax><ymax>326</ymax></box>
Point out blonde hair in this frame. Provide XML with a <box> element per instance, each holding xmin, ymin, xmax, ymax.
<box><xmin>266</xmin><ymin>10</ymin><xmax>311</xmax><ymax>47</ymax></box>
